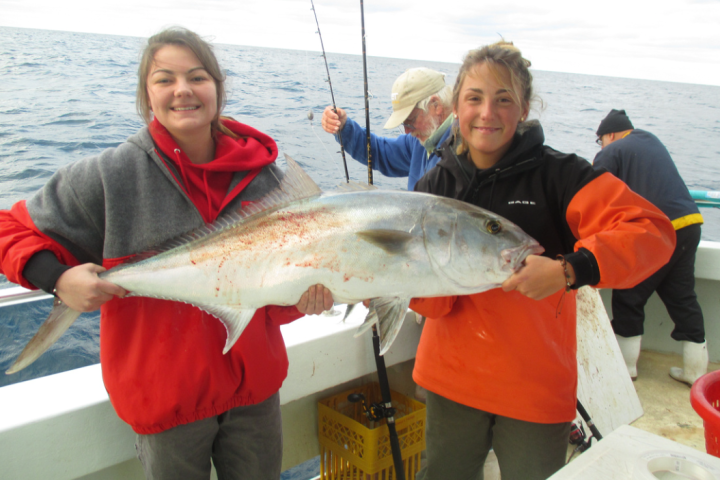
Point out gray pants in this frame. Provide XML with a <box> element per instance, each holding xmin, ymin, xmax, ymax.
<box><xmin>135</xmin><ymin>392</ymin><xmax>283</xmax><ymax>480</ymax></box>
<box><xmin>416</xmin><ymin>390</ymin><xmax>570</xmax><ymax>480</ymax></box>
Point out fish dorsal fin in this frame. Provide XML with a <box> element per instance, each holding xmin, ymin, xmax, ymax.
<box><xmin>210</xmin><ymin>153</ymin><xmax>323</xmax><ymax>228</ymax></box>
<box><xmin>113</xmin><ymin>154</ymin><xmax>323</xmax><ymax>266</ymax></box>
<box><xmin>356</xmin><ymin>229</ymin><xmax>415</xmax><ymax>255</ymax></box>
<box><xmin>334</xmin><ymin>181</ymin><xmax>378</xmax><ymax>193</ymax></box>
<box><xmin>219</xmin><ymin>153</ymin><xmax>322</xmax><ymax>223</ymax></box>
<box><xmin>259</xmin><ymin>153</ymin><xmax>323</xmax><ymax>209</ymax></box>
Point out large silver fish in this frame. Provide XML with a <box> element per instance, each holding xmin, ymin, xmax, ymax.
<box><xmin>6</xmin><ymin>155</ymin><xmax>543</xmax><ymax>374</ymax></box>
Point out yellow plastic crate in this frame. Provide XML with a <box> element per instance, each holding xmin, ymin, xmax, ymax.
<box><xmin>318</xmin><ymin>382</ymin><xmax>426</xmax><ymax>480</ymax></box>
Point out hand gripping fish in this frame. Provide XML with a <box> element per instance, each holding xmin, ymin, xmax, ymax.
<box><xmin>6</xmin><ymin>155</ymin><xmax>543</xmax><ymax>374</ymax></box>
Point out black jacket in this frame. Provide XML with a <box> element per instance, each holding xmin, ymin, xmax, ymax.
<box><xmin>593</xmin><ymin>129</ymin><xmax>701</xmax><ymax>230</ymax></box>
<box><xmin>415</xmin><ymin>121</ymin><xmax>603</xmax><ymax>287</ymax></box>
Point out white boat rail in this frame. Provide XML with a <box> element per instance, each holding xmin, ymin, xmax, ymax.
<box><xmin>690</xmin><ymin>190</ymin><xmax>720</xmax><ymax>208</ymax></box>
<box><xmin>0</xmin><ymin>286</ymin><xmax>52</xmax><ymax>307</ymax></box>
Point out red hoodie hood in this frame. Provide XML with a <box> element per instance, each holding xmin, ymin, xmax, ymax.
<box><xmin>149</xmin><ymin>118</ymin><xmax>278</xmax><ymax>222</ymax></box>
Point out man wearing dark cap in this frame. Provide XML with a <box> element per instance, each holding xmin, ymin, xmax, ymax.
<box><xmin>321</xmin><ymin>67</ymin><xmax>454</xmax><ymax>190</ymax></box>
<box><xmin>593</xmin><ymin>109</ymin><xmax>706</xmax><ymax>386</ymax></box>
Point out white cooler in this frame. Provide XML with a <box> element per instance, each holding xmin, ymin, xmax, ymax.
<box><xmin>550</xmin><ymin>425</ymin><xmax>720</xmax><ymax>480</ymax></box>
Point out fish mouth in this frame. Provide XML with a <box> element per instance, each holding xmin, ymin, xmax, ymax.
<box><xmin>500</xmin><ymin>242</ymin><xmax>545</xmax><ymax>272</ymax></box>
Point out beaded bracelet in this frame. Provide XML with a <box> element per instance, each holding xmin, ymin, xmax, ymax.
<box><xmin>52</xmin><ymin>288</ymin><xmax>62</xmax><ymax>305</ymax></box>
<box><xmin>556</xmin><ymin>255</ymin><xmax>572</xmax><ymax>293</ymax></box>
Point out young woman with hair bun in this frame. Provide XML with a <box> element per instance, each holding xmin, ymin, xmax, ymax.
<box><xmin>409</xmin><ymin>41</ymin><xmax>676</xmax><ymax>480</ymax></box>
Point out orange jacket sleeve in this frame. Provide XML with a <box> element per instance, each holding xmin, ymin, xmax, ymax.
<box><xmin>566</xmin><ymin>172</ymin><xmax>675</xmax><ymax>289</ymax></box>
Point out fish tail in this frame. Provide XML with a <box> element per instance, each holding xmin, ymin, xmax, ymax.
<box><xmin>5</xmin><ymin>299</ymin><xmax>82</xmax><ymax>375</ymax></box>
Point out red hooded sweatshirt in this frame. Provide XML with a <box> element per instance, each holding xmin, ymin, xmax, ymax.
<box><xmin>0</xmin><ymin>118</ymin><xmax>303</xmax><ymax>434</ymax></box>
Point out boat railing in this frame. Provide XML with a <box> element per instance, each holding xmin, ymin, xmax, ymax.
<box><xmin>691</xmin><ymin>190</ymin><xmax>720</xmax><ymax>208</ymax></box>
<box><xmin>0</xmin><ymin>285</ymin><xmax>51</xmax><ymax>307</ymax></box>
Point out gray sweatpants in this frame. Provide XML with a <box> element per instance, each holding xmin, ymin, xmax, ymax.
<box><xmin>135</xmin><ymin>392</ymin><xmax>283</xmax><ymax>480</ymax></box>
<box><xmin>416</xmin><ymin>390</ymin><xmax>570</xmax><ymax>480</ymax></box>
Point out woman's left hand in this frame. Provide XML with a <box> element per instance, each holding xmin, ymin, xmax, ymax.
<box><xmin>296</xmin><ymin>284</ymin><xmax>334</xmax><ymax>315</ymax></box>
<box><xmin>501</xmin><ymin>255</ymin><xmax>575</xmax><ymax>300</ymax></box>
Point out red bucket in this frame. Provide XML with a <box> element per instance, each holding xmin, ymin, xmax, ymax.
<box><xmin>691</xmin><ymin>370</ymin><xmax>720</xmax><ymax>457</ymax></box>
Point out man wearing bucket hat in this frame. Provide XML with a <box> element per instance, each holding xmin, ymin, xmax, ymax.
<box><xmin>321</xmin><ymin>67</ymin><xmax>453</xmax><ymax>190</ymax></box>
<box><xmin>593</xmin><ymin>109</ymin><xmax>707</xmax><ymax>386</ymax></box>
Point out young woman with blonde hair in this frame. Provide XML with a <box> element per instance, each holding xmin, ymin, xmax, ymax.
<box><xmin>410</xmin><ymin>41</ymin><xmax>676</xmax><ymax>480</ymax></box>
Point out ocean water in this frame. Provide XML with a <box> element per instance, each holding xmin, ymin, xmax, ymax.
<box><xmin>1</xmin><ymin>26</ymin><xmax>719</xmax><ymax>387</ymax></box>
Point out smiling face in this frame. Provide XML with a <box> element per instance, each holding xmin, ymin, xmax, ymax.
<box><xmin>146</xmin><ymin>44</ymin><xmax>218</xmax><ymax>146</ymax></box>
<box><xmin>454</xmin><ymin>63</ymin><xmax>529</xmax><ymax>169</ymax></box>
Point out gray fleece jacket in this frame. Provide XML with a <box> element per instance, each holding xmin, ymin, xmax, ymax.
<box><xmin>27</xmin><ymin>127</ymin><xmax>283</xmax><ymax>264</ymax></box>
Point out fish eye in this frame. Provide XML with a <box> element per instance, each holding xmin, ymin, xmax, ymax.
<box><xmin>486</xmin><ymin>220</ymin><xmax>502</xmax><ymax>235</ymax></box>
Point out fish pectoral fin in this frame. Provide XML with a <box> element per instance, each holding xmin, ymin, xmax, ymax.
<box><xmin>356</xmin><ymin>229</ymin><xmax>415</xmax><ymax>255</ymax></box>
<box><xmin>354</xmin><ymin>307</ymin><xmax>378</xmax><ymax>338</ymax></box>
<box><xmin>374</xmin><ymin>297</ymin><xmax>411</xmax><ymax>355</ymax></box>
<box><xmin>342</xmin><ymin>303</ymin><xmax>359</xmax><ymax>323</ymax></box>
<box><xmin>354</xmin><ymin>297</ymin><xmax>410</xmax><ymax>356</ymax></box>
<box><xmin>6</xmin><ymin>299</ymin><xmax>82</xmax><ymax>375</ymax></box>
<box><xmin>199</xmin><ymin>305</ymin><xmax>257</xmax><ymax>354</ymax></box>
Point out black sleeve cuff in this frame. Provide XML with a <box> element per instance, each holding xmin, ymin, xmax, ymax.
<box><xmin>22</xmin><ymin>250</ymin><xmax>72</xmax><ymax>294</ymax></box>
<box><xmin>563</xmin><ymin>247</ymin><xmax>600</xmax><ymax>289</ymax></box>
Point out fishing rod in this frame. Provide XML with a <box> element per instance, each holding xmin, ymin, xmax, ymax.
<box><xmin>359</xmin><ymin>0</ymin><xmax>373</xmax><ymax>186</ymax></box>
<box><xmin>370</xmin><ymin>323</ymin><xmax>406</xmax><ymax>480</ymax></box>
<box><xmin>309</xmin><ymin>0</ymin><xmax>350</xmax><ymax>183</ymax></box>
<box><xmin>577</xmin><ymin>399</ymin><xmax>602</xmax><ymax>441</ymax></box>
<box><xmin>357</xmin><ymin>2</ymin><xmax>403</xmax><ymax>479</ymax></box>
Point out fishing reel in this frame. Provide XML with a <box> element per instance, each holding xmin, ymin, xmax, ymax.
<box><xmin>347</xmin><ymin>393</ymin><xmax>395</xmax><ymax>422</ymax></box>
<box><xmin>567</xmin><ymin>421</ymin><xmax>594</xmax><ymax>462</ymax></box>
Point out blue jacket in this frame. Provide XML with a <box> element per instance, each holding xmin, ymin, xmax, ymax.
<box><xmin>592</xmin><ymin>129</ymin><xmax>702</xmax><ymax>230</ymax></box>
<box><xmin>335</xmin><ymin>116</ymin><xmax>453</xmax><ymax>190</ymax></box>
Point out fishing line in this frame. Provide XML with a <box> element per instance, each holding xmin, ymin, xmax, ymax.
<box><xmin>299</xmin><ymin>47</ymin><xmax>341</xmax><ymax>180</ymax></box>
<box><xmin>306</xmin><ymin>103</ymin><xmax>346</xmax><ymax>182</ymax></box>
<box><xmin>309</xmin><ymin>0</ymin><xmax>350</xmax><ymax>183</ymax></box>
<box><xmin>301</xmin><ymin>43</ymin><xmax>346</xmax><ymax>184</ymax></box>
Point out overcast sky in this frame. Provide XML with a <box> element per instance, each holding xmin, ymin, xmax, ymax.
<box><xmin>2</xmin><ymin>0</ymin><xmax>719</xmax><ymax>86</ymax></box>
